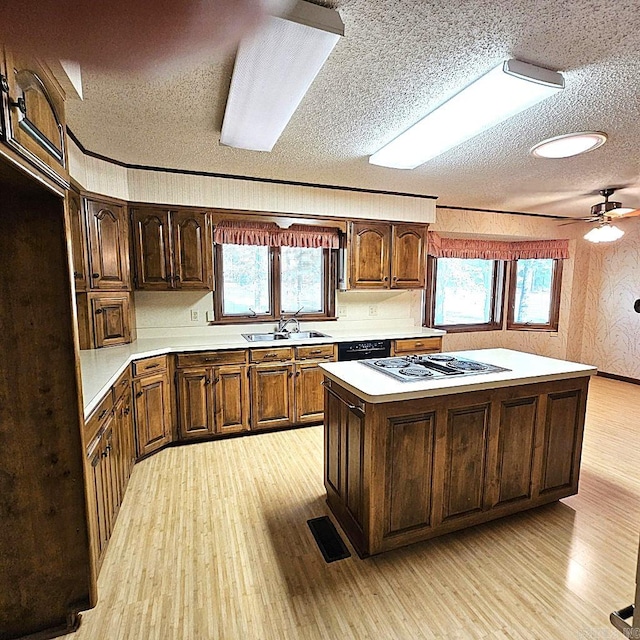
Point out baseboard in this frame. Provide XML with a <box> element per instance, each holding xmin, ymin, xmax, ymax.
<box><xmin>597</xmin><ymin>371</ymin><xmax>640</xmax><ymax>386</ymax></box>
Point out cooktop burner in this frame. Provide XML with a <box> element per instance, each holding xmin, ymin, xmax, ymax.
<box><xmin>361</xmin><ymin>353</ymin><xmax>510</xmax><ymax>382</ymax></box>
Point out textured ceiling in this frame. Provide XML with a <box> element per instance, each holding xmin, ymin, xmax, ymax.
<box><xmin>66</xmin><ymin>0</ymin><xmax>640</xmax><ymax>219</ymax></box>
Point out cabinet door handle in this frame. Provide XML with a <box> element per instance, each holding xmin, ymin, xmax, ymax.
<box><xmin>174</xmin><ymin>274</ymin><xmax>181</xmax><ymax>282</ymax></box>
<box><xmin>98</xmin><ymin>409</ymin><xmax>108</xmax><ymax>420</ymax></box>
<box><xmin>10</xmin><ymin>96</ymin><xmax>26</xmax><ymax>115</ymax></box>
<box><xmin>204</xmin><ymin>377</ymin><xmax>210</xmax><ymax>385</ymax></box>
<box><xmin>95</xmin><ymin>308</ymin><xmax>103</xmax><ymax>314</ymax></box>
<box><xmin>288</xmin><ymin>371</ymin><xmax>294</xmax><ymax>378</ymax></box>
<box><xmin>74</xmin><ymin>271</ymin><xmax>81</xmax><ymax>278</ymax></box>
<box><xmin>296</xmin><ymin>371</ymin><xmax>301</xmax><ymax>377</ymax></box>
<box><xmin>214</xmin><ymin>377</ymin><xmax>220</xmax><ymax>384</ymax></box>
<box><xmin>392</xmin><ymin>276</ymin><xmax>398</xmax><ymax>281</ymax></box>
<box><xmin>136</xmin><ymin>391</ymin><xmax>143</xmax><ymax>398</ymax></box>
<box><xmin>92</xmin><ymin>272</ymin><xmax>100</xmax><ymax>279</ymax></box>
<box><xmin>124</xmin><ymin>407</ymin><xmax>130</xmax><ymax>416</ymax></box>
<box><xmin>322</xmin><ymin>382</ymin><xmax>365</xmax><ymax>417</ymax></box>
<box><xmin>383</xmin><ymin>276</ymin><xmax>389</xmax><ymax>281</ymax></box>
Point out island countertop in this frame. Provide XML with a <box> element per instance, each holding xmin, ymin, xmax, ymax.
<box><xmin>319</xmin><ymin>348</ymin><xmax>597</xmax><ymax>403</ymax></box>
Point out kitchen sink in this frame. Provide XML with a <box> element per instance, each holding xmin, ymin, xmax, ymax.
<box><xmin>242</xmin><ymin>330</ymin><xmax>329</xmax><ymax>342</ymax></box>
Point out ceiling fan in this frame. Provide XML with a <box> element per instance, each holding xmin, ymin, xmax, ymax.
<box><xmin>561</xmin><ymin>188</ymin><xmax>640</xmax><ymax>224</ymax></box>
<box><xmin>560</xmin><ymin>188</ymin><xmax>640</xmax><ymax>242</ymax></box>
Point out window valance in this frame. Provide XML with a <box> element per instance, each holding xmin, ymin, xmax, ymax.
<box><xmin>213</xmin><ymin>220</ymin><xmax>340</xmax><ymax>249</ymax></box>
<box><xmin>427</xmin><ymin>232</ymin><xmax>569</xmax><ymax>260</ymax></box>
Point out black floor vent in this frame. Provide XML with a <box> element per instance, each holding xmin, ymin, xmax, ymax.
<box><xmin>307</xmin><ymin>516</ymin><xmax>351</xmax><ymax>563</ymax></box>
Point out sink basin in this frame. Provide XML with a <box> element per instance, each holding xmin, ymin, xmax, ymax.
<box><xmin>242</xmin><ymin>330</ymin><xmax>329</xmax><ymax>342</ymax></box>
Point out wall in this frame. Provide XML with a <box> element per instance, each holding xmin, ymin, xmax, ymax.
<box><xmin>580</xmin><ymin>219</ymin><xmax>640</xmax><ymax>378</ymax></box>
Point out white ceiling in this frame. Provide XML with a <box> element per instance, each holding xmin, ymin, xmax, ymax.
<box><xmin>66</xmin><ymin>0</ymin><xmax>640</xmax><ymax>219</ymax></box>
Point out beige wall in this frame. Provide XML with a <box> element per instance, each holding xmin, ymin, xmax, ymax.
<box><xmin>69</xmin><ymin>143</ymin><xmax>640</xmax><ymax>376</ymax></box>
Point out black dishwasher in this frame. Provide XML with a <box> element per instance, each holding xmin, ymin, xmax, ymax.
<box><xmin>337</xmin><ymin>339</ymin><xmax>391</xmax><ymax>361</ymax></box>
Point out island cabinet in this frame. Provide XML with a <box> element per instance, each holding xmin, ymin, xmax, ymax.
<box><xmin>132</xmin><ymin>355</ymin><xmax>173</xmax><ymax>458</ymax></box>
<box><xmin>0</xmin><ymin>47</ymin><xmax>69</xmax><ymax>187</ymax></box>
<box><xmin>348</xmin><ymin>221</ymin><xmax>426</xmax><ymax>289</ymax></box>
<box><xmin>176</xmin><ymin>350</ymin><xmax>250</xmax><ymax>439</ymax></box>
<box><xmin>130</xmin><ymin>206</ymin><xmax>213</xmax><ymax>291</ymax></box>
<box><xmin>323</xmin><ymin>374</ymin><xmax>590</xmax><ymax>557</ymax></box>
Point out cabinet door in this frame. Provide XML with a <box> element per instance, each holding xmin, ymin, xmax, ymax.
<box><xmin>67</xmin><ymin>190</ymin><xmax>89</xmax><ymax>291</ymax></box>
<box><xmin>177</xmin><ymin>367</ymin><xmax>215</xmax><ymax>439</ymax></box>
<box><xmin>131</xmin><ymin>207</ymin><xmax>172</xmax><ymax>290</ymax></box>
<box><xmin>391</xmin><ymin>224</ymin><xmax>426</xmax><ymax>289</ymax></box>
<box><xmin>214</xmin><ymin>365</ymin><xmax>250</xmax><ymax>434</ymax></box>
<box><xmin>91</xmin><ymin>293</ymin><xmax>131</xmax><ymax>348</ymax></box>
<box><xmin>349</xmin><ymin>222</ymin><xmax>391</xmax><ymax>289</ymax></box>
<box><xmin>2</xmin><ymin>49</ymin><xmax>68</xmax><ymax>185</ymax></box>
<box><xmin>250</xmin><ymin>363</ymin><xmax>295</xmax><ymax>430</ymax></box>
<box><xmin>114</xmin><ymin>387</ymin><xmax>135</xmax><ymax>502</ymax></box>
<box><xmin>87</xmin><ymin>440</ymin><xmax>109</xmax><ymax>567</ymax></box>
<box><xmin>86</xmin><ymin>199</ymin><xmax>130</xmax><ymax>290</ymax></box>
<box><xmin>103</xmin><ymin>422</ymin><xmax>121</xmax><ymax>523</ymax></box>
<box><xmin>294</xmin><ymin>361</ymin><xmax>325</xmax><ymax>424</ymax></box>
<box><xmin>172</xmin><ymin>209</ymin><xmax>212</xmax><ymax>290</ymax></box>
<box><xmin>133</xmin><ymin>373</ymin><xmax>172</xmax><ymax>458</ymax></box>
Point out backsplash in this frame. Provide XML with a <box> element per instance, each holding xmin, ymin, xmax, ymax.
<box><xmin>134</xmin><ymin>290</ymin><xmax>423</xmax><ymax>338</ymax></box>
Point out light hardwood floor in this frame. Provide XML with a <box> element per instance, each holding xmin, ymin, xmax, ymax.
<box><xmin>66</xmin><ymin>376</ymin><xmax>640</xmax><ymax>639</ymax></box>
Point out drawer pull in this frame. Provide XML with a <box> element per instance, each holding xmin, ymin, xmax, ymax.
<box><xmin>309</xmin><ymin>350</ymin><xmax>322</xmax><ymax>355</ymax></box>
<box><xmin>143</xmin><ymin>363</ymin><xmax>160</xmax><ymax>370</ymax></box>
<box><xmin>204</xmin><ymin>358</ymin><xmax>220</xmax><ymax>362</ymax></box>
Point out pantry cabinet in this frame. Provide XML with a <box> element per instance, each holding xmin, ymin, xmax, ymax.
<box><xmin>131</xmin><ymin>206</ymin><xmax>213</xmax><ymax>291</ymax></box>
<box><xmin>348</xmin><ymin>221</ymin><xmax>426</xmax><ymax>289</ymax></box>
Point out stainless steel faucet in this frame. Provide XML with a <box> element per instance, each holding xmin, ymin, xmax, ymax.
<box><xmin>276</xmin><ymin>306</ymin><xmax>304</xmax><ymax>333</ymax></box>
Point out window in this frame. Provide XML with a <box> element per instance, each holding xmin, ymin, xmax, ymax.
<box><xmin>214</xmin><ymin>243</ymin><xmax>335</xmax><ymax>322</ymax></box>
<box><xmin>507</xmin><ymin>258</ymin><xmax>562</xmax><ymax>331</ymax></box>
<box><xmin>426</xmin><ymin>257</ymin><xmax>504</xmax><ymax>332</ymax></box>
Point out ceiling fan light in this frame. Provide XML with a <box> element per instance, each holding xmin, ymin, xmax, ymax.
<box><xmin>531</xmin><ymin>132</ymin><xmax>607</xmax><ymax>158</ymax></box>
<box><xmin>584</xmin><ymin>223</ymin><xmax>625</xmax><ymax>243</ymax></box>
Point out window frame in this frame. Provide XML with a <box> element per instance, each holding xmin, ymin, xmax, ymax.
<box><xmin>213</xmin><ymin>244</ymin><xmax>336</xmax><ymax>324</ymax></box>
<box><xmin>424</xmin><ymin>256</ymin><xmax>506</xmax><ymax>333</ymax></box>
<box><xmin>506</xmin><ymin>258</ymin><xmax>563</xmax><ymax>332</ymax></box>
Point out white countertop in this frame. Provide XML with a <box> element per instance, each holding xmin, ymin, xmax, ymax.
<box><xmin>319</xmin><ymin>348</ymin><xmax>597</xmax><ymax>403</ymax></box>
<box><xmin>79</xmin><ymin>326</ymin><xmax>445</xmax><ymax>417</ymax></box>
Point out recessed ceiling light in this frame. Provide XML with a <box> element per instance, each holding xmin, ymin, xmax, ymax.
<box><xmin>530</xmin><ymin>132</ymin><xmax>607</xmax><ymax>158</ymax></box>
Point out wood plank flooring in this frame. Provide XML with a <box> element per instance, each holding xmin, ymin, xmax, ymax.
<box><xmin>65</xmin><ymin>376</ymin><xmax>640</xmax><ymax>639</ymax></box>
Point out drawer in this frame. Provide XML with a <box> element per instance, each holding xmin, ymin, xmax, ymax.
<box><xmin>295</xmin><ymin>344</ymin><xmax>336</xmax><ymax>361</ymax></box>
<box><xmin>177</xmin><ymin>350</ymin><xmax>247</xmax><ymax>368</ymax></box>
<box><xmin>113</xmin><ymin>366</ymin><xmax>131</xmax><ymax>401</ymax></box>
<box><xmin>132</xmin><ymin>355</ymin><xmax>168</xmax><ymax>377</ymax></box>
<box><xmin>393</xmin><ymin>337</ymin><xmax>442</xmax><ymax>354</ymax></box>
<box><xmin>250</xmin><ymin>347</ymin><xmax>294</xmax><ymax>363</ymax></box>
<box><xmin>84</xmin><ymin>392</ymin><xmax>114</xmax><ymax>443</ymax></box>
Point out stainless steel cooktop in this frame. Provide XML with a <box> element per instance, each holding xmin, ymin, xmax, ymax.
<box><xmin>361</xmin><ymin>353</ymin><xmax>510</xmax><ymax>382</ymax></box>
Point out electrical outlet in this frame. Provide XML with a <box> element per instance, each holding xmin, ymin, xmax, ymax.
<box><xmin>368</xmin><ymin>305</ymin><xmax>378</xmax><ymax>317</ymax></box>
<box><xmin>338</xmin><ymin>306</ymin><xmax>347</xmax><ymax>317</ymax></box>
<box><xmin>190</xmin><ymin>310</ymin><xmax>200</xmax><ymax>322</ymax></box>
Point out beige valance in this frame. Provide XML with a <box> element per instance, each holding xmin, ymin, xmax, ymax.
<box><xmin>213</xmin><ymin>220</ymin><xmax>340</xmax><ymax>249</ymax></box>
<box><xmin>427</xmin><ymin>232</ymin><xmax>569</xmax><ymax>260</ymax></box>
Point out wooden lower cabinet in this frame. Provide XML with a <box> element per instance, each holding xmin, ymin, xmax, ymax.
<box><xmin>294</xmin><ymin>361</ymin><xmax>326</xmax><ymax>424</ymax></box>
<box><xmin>392</xmin><ymin>336</ymin><xmax>442</xmax><ymax>355</ymax></box>
<box><xmin>250</xmin><ymin>362</ymin><xmax>295</xmax><ymax>430</ymax></box>
<box><xmin>176</xmin><ymin>364</ymin><xmax>249</xmax><ymax>439</ymax></box>
<box><xmin>133</xmin><ymin>369</ymin><xmax>172</xmax><ymax>457</ymax></box>
<box><xmin>324</xmin><ymin>375</ymin><xmax>589</xmax><ymax>557</ymax></box>
<box><xmin>114</xmin><ymin>385</ymin><xmax>136</xmax><ymax>502</ymax></box>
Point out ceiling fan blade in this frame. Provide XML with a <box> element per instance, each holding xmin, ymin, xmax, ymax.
<box><xmin>610</xmin><ymin>208</ymin><xmax>640</xmax><ymax>219</ymax></box>
<box><xmin>558</xmin><ymin>216</ymin><xmax>601</xmax><ymax>226</ymax></box>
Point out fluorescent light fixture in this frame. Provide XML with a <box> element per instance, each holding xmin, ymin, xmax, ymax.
<box><xmin>369</xmin><ymin>59</ymin><xmax>565</xmax><ymax>169</ymax></box>
<box><xmin>584</xmin><ymin>223</ymin><xmax>625</xmax><ymax>243</ymax></box>
<box><xmin>220</xmin><ymin>0</ymin><xmax>343</xmax><ymax>152</ymax></box>
<box><xmin>531</xmin><ymin>132</ymin><xmax>607</xmax><ymax>158</ymax></box>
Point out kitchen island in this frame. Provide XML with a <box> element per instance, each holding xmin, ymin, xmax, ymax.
<box><xmin>319</xmin><ymin>349</ymin><xmax>596</xmax><ymax>557</ymax></box>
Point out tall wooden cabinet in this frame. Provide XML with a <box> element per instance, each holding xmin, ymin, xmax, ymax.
<box><xmin>130</xmin><ymin>206</ymin><xmax>213</xmax><ymax>291</ymax></box>
<box><xmin>348</xmin><ymin>221</ymin><xmax>426</xmax><ymax>289</ymax></box>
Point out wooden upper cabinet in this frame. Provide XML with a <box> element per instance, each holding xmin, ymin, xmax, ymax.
<box><xmin>86</xmin><ymin>198</ymin><xmax>130</xmax><ymax>290</ymax></box>
<box><xmin>391</xmin><ymin>224</ymin><xmax>426</xmax><ymax>288</ymax></box>
<box><xmin>172</xmin><ymin>209</ymin><xmax>212</xmax><ymax>290</ymax></box>
<box><xmin>131</xmin><ymin>207</ymin><xmax>212</xmax><ymax>291</ymax></box>
<box><xmin>1</xmin><ymin>48</ymin><xmax>69</xmax><ymax>186</ymax></box>
<box><xmin>350</xmin><ymin>222</ymin><xmax>391</xmax><ymax>289</ymax></box>
<box><xmin>131</xmin><ymin>207</ymin><xmax>171</xmax><ymax>290</ymax></box>
<box><xmin>66</xmin><ymin>190</ymin><xmax>89</xmax><ymax>291</ymax></box>
<box><xmin>349</xmin><ymin>221</ymin><xmax>427</xmax><ymax>290</ymax></box>
<box><xmin>91</xmin><ymin>293</ymin><xmax>131</xmax><ymax>348</ymax></box>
